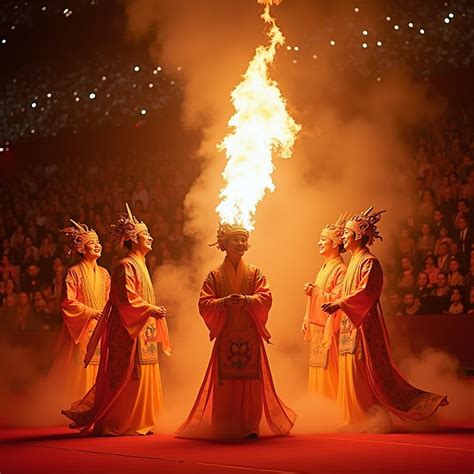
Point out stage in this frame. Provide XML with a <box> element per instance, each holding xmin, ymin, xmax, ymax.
<box><xmin>1</xmin><ymin>425</ymin><xmax>473</xmax><ymax>473</ymax></box>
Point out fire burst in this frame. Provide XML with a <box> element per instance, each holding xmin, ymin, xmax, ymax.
<box><xmin>216</xmin><ymin>1</ymin><xmax>301</xmax><ymax>231</ymax></box>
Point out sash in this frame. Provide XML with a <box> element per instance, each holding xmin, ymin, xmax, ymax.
<box><xmin>217</xmin><ymin>259</ymin><xmax>261</xmax><ymax>380</ymax></box>
<box><xmin>309</xmin><ymin>323</ymin><xmax>329</xmax><ymax>368</ymax></box>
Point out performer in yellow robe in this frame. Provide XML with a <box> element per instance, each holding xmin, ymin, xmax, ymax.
<box><xmin>48</xmin><ymin>220</ymin><xmax>110</xmax><ymax>403</ymax></box>
<box><xmin>322</xmin><ymin>208</ymin><xmax>448</xmax><ymax>429</ymax></box>
<box><xmin>177</xmin><ymin>224</ymin><xmax>296</xmax><ymax>440</ymax></box>
<box><xmin>302</xmin><ymin>215</ymin><xmax>347</xmax><ymax>399</ymax></box>
<box><xmin>62</xmin><ymin>204</ymin><xmax>171</xmax><ymax>436</ymax></box>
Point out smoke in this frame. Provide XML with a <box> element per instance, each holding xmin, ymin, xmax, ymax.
<box><xmin>120</xmin><ymin>0</ymin><xmax>474</xmax><ymax>434</ymax></box>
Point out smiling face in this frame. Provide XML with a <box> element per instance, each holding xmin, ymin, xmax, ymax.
<box><xmin>136</xmin><ymin>229</ymin><xmax>153</xmax><ymax>254</ymax></box>
<box><xmin>82</xmin><ymin>237</ymin><xmax>102</xmax><ymax>260</ymax></box>
<box><xmin>317</xmin><ymin>234</ymin><xmax>333</xmax><ymax>256</ymax></box>
<box><xmin>224</xmin><ymin>233</ymin><xmax>248</xmax><ymax>260</ymax></box>
<box><xmin>343</xmin><ymin>227</ymin><xmax>356</xmax><ymax>251</ymax></box>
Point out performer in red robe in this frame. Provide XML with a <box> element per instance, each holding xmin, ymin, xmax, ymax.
<box><xmin>322</xmin><ymin>208</ymin><xmax>448</xmax><ymax>429</ymax></box>
<box><xmin>177</xmin><ymin>224</ymin><xmax>296</xmax><ymax>439</ymax></box>
<box><xmin>62</xmin><ymin>204</ymin><xmax>171</xmax><ymax>435</ymax></box>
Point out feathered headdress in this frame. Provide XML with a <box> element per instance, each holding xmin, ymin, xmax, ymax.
<box><xmin>61</xmin><ymin>220</ymin><xmax>98</xmax><ymax>254</ymax></box>
<box><xmin>110</xmin><ymin>203</ymin><xmax>148</xmax><ymax>246</ymax></box>
<box><xmin>320</xmin><ymin>212</ymin><xmax>350</xmax><ymax>249</ymax></box>
<box><xmin>345</xmin><ymin>207</ymin><xmax>386</xmax><ymax>246</ymax></box>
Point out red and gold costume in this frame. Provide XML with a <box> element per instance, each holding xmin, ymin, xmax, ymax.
<box><xmin>62</xmin><ymin>206</ymin><xmax>171</xmax><ymax>436</ymax></box>
<box><xmin>177</xmin><ymin>225</ymin><xmax>295</xmax><ymax>439</ymax></box>
<box><xmin>336</xmin><ymin>208</ymin><xmax>448</xmax><ymax>426</ymax></box>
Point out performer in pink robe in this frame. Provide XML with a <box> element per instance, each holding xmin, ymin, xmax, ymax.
<box><xmin>177</xmin><ymin>224</ymin><xmax>296</xmax><ymax>439</ymax></box>
<box><xmin>302</xmin><ymin>215</ymin><xmax>347</xmax><ymax>399</ymax></box>
<box><xmin>62</xmin><ymin>204</ymin><xmax>171</xmax><ymax>436</ymax></box>
<box><xmin>322</xmin><ymin>208</ymin><xmax>448</xmax><ymax>428</ymax></box>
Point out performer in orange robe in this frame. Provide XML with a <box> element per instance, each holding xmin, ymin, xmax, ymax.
<box><xmin>48</xmin><ymin>220</ymin><xmax>110</xmax><ymax>403</ymax></box>
<box><xmin>322</xmin><ymin>208</ymin><xmax>448</xmax><ymax>429</ymax></box>
<box><xmin>177</xmin><ymin>224</ymin><xmax>296</xmax><ymax>439</ymax></box>
<box><xmin>62</xmin><ymin>204</ymin><xmax>171</xmax><ymax>436</ymax></box>
<box><xmin>302</xmin><ymin>215</ymin><xmax>347</xmax><ymax>399</ymax></box>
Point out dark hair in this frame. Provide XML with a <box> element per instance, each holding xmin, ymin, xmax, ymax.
<box><xmin>124</xmin><ymin>240</ymin><xmax>132</xmax><ymax>250</ymax></box>
<box><xmin>361</xmin><ymin>235</ymin><xmax>370</xmax><ymax>247</ymax></box>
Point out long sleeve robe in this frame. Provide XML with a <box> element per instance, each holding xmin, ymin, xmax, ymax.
<box><xmin>304</xmin><ymin>256</ymin><xmax>346</xmax><ymax>398</ymax></box>
<box><xmin>47</xmin><ymin>261</ymin><xmax>110</xmax><ymax>403</ymax></box>
<box><xmin>62</xmin><ymin>253</ymin><xmax>171</xmax><ymax>436</ymax></box>
<box><xmin>336</xmin><ymin>248</ymin><xmax>448</xmax><ymax>426</ymax></box>
<box><xmin>176</xmin><ymin>257</ymin><xmax>296</xmax><ymax>440</ymax></box>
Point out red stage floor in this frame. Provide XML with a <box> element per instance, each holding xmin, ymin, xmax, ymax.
<box><xmin>1</xmin><ymin>425</ymin><xmax>473</xmax><ymax>473</ymax></box>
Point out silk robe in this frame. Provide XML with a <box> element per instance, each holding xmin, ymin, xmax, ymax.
<box><xmin>336</xmin><ymin>248</ymin><xmax>448</xmax><ymax>426</ymax></box>
<box><xmin>48</xmin><ymin>261</ymin><xmax>110</xmax><ymax>402</ymax></box>
<box><xmin>304</xmin><ymin>256</ymin><xmax>346</xmax><ymax>398</ymax></box>
<box><xmin>176</xmin><ymin>257</ymin><xmax>296</xmax><ymax>439</ymax></box>
<box><xmin>62</xmin><ymin>253</ymin><xmax>171</xmax><ymax>436</ymax></box>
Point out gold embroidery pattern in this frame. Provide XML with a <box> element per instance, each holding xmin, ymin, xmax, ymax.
<box><xmin>309</xmin><ymin>324</ymin><xmax>329</xmax><ymax>368</ymax></box>
<box><xmin>339</xmin><ymin>314</ymin><xmax>358</xmax><ymax>354</ymax></box>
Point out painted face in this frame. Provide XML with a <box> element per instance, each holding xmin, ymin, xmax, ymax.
<box><xmin>83</xmin><ymin>238</ymin><xmax>102</xmax><ymax>259</ymax></box>
<box><xmin>343</xmin><ymin>228</ymin><xmax>355</xmax><ymax>250</ymax></box>
<box><xmin>317</xmin><ymin>234</ymin><xmax>333</xmax><ymax>256</ymax></box>
<box><xmin>137</xmin><ymin>229</ymin><xmax>153</xmax><ymax>252</ymax></box>
<box><xmin>225</xmin><ymin>233</ymin><xmax>248</xmax><ymax>259</ymax></box>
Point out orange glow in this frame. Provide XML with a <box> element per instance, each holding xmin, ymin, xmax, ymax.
<box><xmin>216</xmin><ymin>3</ymin><xmax>301</xmax><ymax>231</ymax></box>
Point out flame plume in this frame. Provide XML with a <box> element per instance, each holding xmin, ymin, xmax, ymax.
<box><xmin>216</xmin><ymin>2</ymin><xmax>301</xmax><ymax>231</ymax></box>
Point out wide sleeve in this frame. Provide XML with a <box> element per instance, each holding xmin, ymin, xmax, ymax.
<box><xmin>198</xmin><ymin>271</ymin><xmax>226</xmax><ymax>341</ymax></box>
<box><xmin>113</xmin><ymin>262</ymin><xmax>157</xmax><ymax>339</ymax></box>
<box><xmin>61</xmin><ymin>268</ymin><xmax>99</xmax><ymax>344</ymax></box>
<box><xmin>336</xmin><ymin>258</ymin><xmax>383</xmax><ymax>328</ymax></box>
<box><xmin>246</xmin><ymin>268</ymin><xmax>272</xmax><ymax>342</ymax></box>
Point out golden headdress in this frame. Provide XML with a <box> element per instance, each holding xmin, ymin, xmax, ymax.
<box><xmin>320</xmin><ymin>212</ymin><xmax>350</xmax><ymax>249</ymax></box>
<box><xmin>110</xmin><ymin>203</ymin><xmax>148</xmax><ymax>246</ymax></box>
<box><xmin>345</xmin><ymin>207</ymin><xmax>386</xmax><ymax>246</ymax></box>
<box><xmin>61</xmin><ymin>220</ymin><xmax>98</xmax><ymax>254</ymax></box>
<box><xmin>209</xmin><ymin>223</ymin><xmax>250</xmax><ymax>251</ymax></box>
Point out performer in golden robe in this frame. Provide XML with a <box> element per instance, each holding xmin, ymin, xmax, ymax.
<box><xmin>322</xmin><ymin>208</ymin><xmax>448</xmax><ymax>429</ymax></box>
<box><xmin>177</xmin><ymin>224</ymin><xmax>296</xmax><ymax>440</ymax></box>
<box><xmin>302</xmin><ymin>215</ymin><xmax>347</xmax><ymax>399</ymax></box>
<box><xmin>62</xmin><ymin>204</ymin><xmax>171</xmax><ymax>436</ymax></box>
<box><xmin>48</xmin><ymin>220</ymin><xmax>110</xmax><ymax>403</ymax></box>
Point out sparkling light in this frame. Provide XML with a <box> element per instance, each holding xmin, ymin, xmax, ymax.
<box><xmin>330</xmin><ymin>40</ymin><xmax>336</xmax><ymax>46</ymax></box>
<box><xmin>294</xmin><ymin>46</ymin><xmax>299</xmax><ymax>51</ymax></box>
<box><xmin>377</xmin><ymin>41</ymin><xmax>383</xmax><ymax>46</ymax></box>
<box><xmin>362</xmin><ymin>30</ymin><xmax>368</xmax><ymax>35</ymax></box>
<box><xmin>134</xmin><ymin>65</ymin><xmax>140</xmax><ymax>72</ymax></box>
<box><xmin>394</xmin><ymin>24</ymin><xmax>400</xmax><ymax>30</ymax></box>
<box><xmin>448</xmin><ymin>12</ymin><xmax>454</xmax><ymax>18</ymax></box>
<box><xmin>362</xmin><ymin>43</ymin><xmax>368</xmax><ymax>48</ymax></box>
<box><xmin>31</xmin><ymin>102</ymin><xmax>37</xmax><ymax>108</ymax></box>
<box><xmin>89</xmin><ymin>93</ymin><xmax>96</xmax><ymax>99</ymax></box>
<box><xmin>386</xmin><ymin>16</ymin><xmax>391</xmax><ymax>21</ymax></box>
<box><xmin>408</xmin><ymin>22</ymin><xmax>414</xmax><ymax>28</ymax></box>
<box><xmin>420</xmin><ymin>28</ymin><xmax>425</xmax><ymax>34</ymax></box>
<box><xmin>444</xmin><ymin>18</ymin><xmax>450</xmax><ymax>23</ymax></box>
<box><xmin>140</xmin><ymin>109</ymin><xmax>147</xmax><ymax>115</ymax></box>
<box><xmin>354</xmin><ymin>7</ymin><xmax>359</xmax><ymax>13</ymax></box>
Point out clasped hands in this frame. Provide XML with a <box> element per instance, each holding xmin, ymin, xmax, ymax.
<box><xmin>223</xmin><ymin>293</ymin><xmax>248</xmax><ymax>307</ymax></box>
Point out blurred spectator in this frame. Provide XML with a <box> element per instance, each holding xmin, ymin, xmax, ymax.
<box><xmin>467</xmin><ymin>288</ymin><xmax>474</xmax><ymax>314</ymax></box>
<box><xmin>387</xmin><ymin>292</ymin><xmax>404</xmax><ymax>316</ymax></box>
<box><xmin>447</xmin><ymin>287</ymin><xmax>465</xmax><ymax>314</ymax></box>
<box><xmin>403</xmin><ymin>291</ymin><xmax>421</xmax><ymax>315</ymax></box>
<box><xmin>434</xmin><ymin>226</ymin><xmax>453</xmax><ymax>256</ymax></box>
<box><xmin>455</xmin><ymin>214</ymin><xmax>473</xmax><ymax>271</ymax></box>
<box><xmin>447</xmin><ymin>259</ymin><xmax>464</xmax><ymax>287</ymax></box>
<box><xmin>428</xmin><ymin>272</ymin><xmax>451</xmax><ymax>313</ymax></box>
<box><xmin>21</xmin><ymin>264</ymin><xmax>42</xmax><ymax>296</ymax></box>
<box><xmin>416</xmin><ymin>223</ymin><xmax>436</xmax><ymax>261</ymax></box>
<box><xmin>398</xmin><ymin>228</ymin><xmax>416</xmax><ymax>261</ymax></box>
<box><xmin>435</xmin><ymin>242</ymin><xmax>451</xmax><ymax>274</ymax></box>
<box><xmin>422</xmin><ymin>255</ymin><xmax>440</xmax><ymax>287</ymax></box>
<box><xmin>398</xmin><ymin>257</ymin><xmax>416</xmax><ymax>291</ymax></box>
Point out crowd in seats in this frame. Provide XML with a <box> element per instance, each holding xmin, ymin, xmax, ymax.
<box><xmin>0</xmin><ymin>145</ymin><xmax>197</xmax><ymax>338</ymax></box>
<box><xmin>386</xmin><ymin>109</ymin><xmax>474</xmax><ymax>316</ymax></box>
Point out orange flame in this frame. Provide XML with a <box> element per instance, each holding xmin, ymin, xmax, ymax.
<box><xmin>216</xmin><ymin>3</ymin><xmax>301</xmax><ymax>231</ymax></box>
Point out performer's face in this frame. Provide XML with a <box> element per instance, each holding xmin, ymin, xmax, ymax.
<box><xmin>83</xmin><ymin>238</ymin><xmax>102</xmax><ymax>259</ymax></box>
<box><xmin>225</xmin><ymin>234</ymin><xmax>248</xmax><ymax>258</ymax></box>
<box><xmin>137</xmin><ymin>230</ymin><xmax>153</xmax><ymax>253</ymax></box>
<box><xmin>317</xmin><ymin>234</ymin><xmax>333</xmax><ymax>256</ymax></box>
<box><xmin>343</xmin><ymin>228</ymin><xmax>356</xmax><ymax>251</ymax></box>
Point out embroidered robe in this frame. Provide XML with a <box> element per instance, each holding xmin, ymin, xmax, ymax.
<box><xmin>304</xmin><ymin>256</ymin><xmax>346</xmax><ymax>398</ymax></box>
<box><xmin>176</xmin><ymin>257</ymin><xmax>296</xmax><ymax>439</ymax></box>
<box><xmin>336</xmin><ymin>249</ymin><xmax>448</xmax><ymax>425</ymax></box>
<box><xmin>62</xmin><ymin>253</ymin><xmax>171</xmax><ymax>436</ymax></box>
